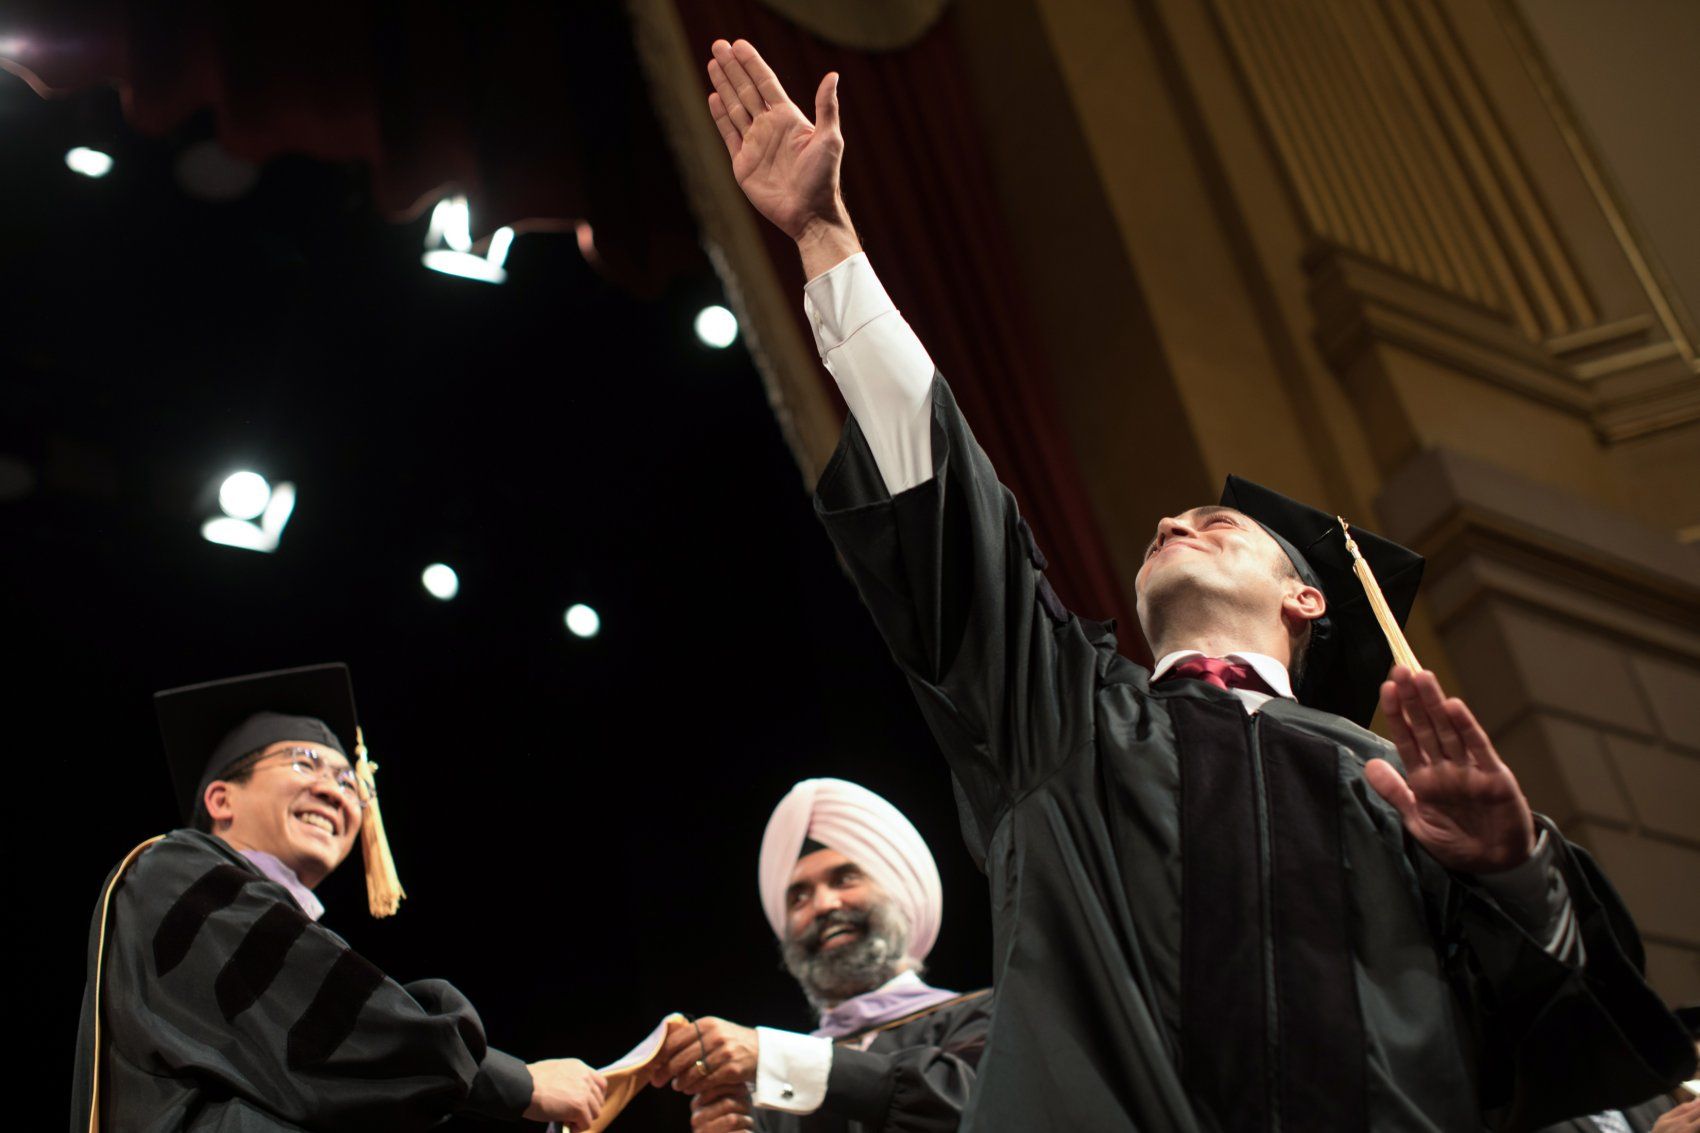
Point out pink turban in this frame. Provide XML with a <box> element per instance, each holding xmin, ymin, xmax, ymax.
<box><xmin>758</xmin><ymin>778</ymin><xmax>943</xmax><ymax>964</ymax></box>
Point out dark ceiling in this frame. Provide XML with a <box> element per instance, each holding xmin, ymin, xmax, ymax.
<box><xmin>0</xmin><ymin>32</ymin><xmax>990</xmax><ymax>1132</ymax></box>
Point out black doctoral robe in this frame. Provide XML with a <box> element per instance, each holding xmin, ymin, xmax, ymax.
<box><xmin>71</xmin><ymin>830</ymin><xmax>533</xmax><ymax>1132</ymax></box>
<box><xmin>1534</xmin><ymin>1091</ymin><xmax>1680</xmax><ymax>1133</ymax></box>
<box><xmin>813</xmin><ymin>376</ymin><xmax>1696</xmax><ymax>1133</ymax></box>
<box><xmin>755</xmin><ymin>991</ymin><xmax>992</xmax><ymax>1133</ymax></box>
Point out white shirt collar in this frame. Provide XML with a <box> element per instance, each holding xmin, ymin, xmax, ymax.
<box><xmin>876</xmin><ymin>970</ymin><xmax>928</xmax><ymax>994</ymax></box>
<box><xmin>1151</xmin><ymin>650</ymin><xmax>1296</xmax><ymax>700</ymax></box>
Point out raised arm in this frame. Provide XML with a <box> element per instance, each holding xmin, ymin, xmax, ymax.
<box><xmin>706</xmin><ymin>39</ymin><xmax>935</xmax><ymax>496</ymax></box>
<box><xmin>706</xmin><ymin>39</ymin><xmax>1102</xmax><ymax>807</ymax></box>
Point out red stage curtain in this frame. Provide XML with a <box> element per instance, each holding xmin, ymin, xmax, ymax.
<box><xmin>671</xmin><ymin>3</ymin><xmax>1140</xmax><ymax>642</ymax></box>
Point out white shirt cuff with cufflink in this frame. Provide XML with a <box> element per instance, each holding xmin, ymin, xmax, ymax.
<box><xmin>753</xmin><ymin>1027</ymin><xmax>833</xmax><ymax>1115</ymax></box>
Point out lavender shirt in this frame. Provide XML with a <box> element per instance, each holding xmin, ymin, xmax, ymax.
<box><xmin>240</xmin><ymin>850</ymin><xmax>325</xmax><ymax>921</ymax></box>
<box><xmin>811</xmin><ymin>970</ymin><xmax>962</xmax><ymax>1039</ymax></box>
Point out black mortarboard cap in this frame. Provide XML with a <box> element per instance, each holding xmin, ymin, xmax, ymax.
<box><xmin>155</xmin><ymin>663</ymin><xmax>359</xmax><ymax>824</ymax></box>
<box><xmin>1219</xmin><ymin>477</ymin><xmax>1424</xmax><ymax>728</ymax></box>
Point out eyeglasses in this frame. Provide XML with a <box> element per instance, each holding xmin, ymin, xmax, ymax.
<box><xmin>263</xmin><ymin>747</ymin><xmax>367</xmax><ymax>811</ymax></box>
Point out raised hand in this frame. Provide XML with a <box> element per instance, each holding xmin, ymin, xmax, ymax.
<box><xmin>691</xmin><ymin>1086</ymin><xmax>758</xmax><ymax>1133</ymax></box>
<box><xmin>706</xmin><ymin>39</ymin><xmax>847</xmax><ymax>244</ymax></box>
<box><xmin>1363</xmin><ymin>666</ymin><xmax>1537</xmax><ymax>874</ymax></box>
<box><xmin>523</xmin><ymin>1057</ymin><xmax>607</xmax><ymax>1131</ymax></box>
<box><xmin>650</xmin><ymin>1015</ymin><xmax>760</xmax><ymax>1095</ymax></box>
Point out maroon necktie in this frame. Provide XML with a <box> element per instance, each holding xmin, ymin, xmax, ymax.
<box><xmin>1162</xmin><ymin>655</ymin><xmax>1276</xmax><ymax>696</ymax></box>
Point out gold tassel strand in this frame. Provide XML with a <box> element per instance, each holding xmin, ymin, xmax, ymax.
<box><xmin>354</xmin><ymin>727</ymin><xmax>405</xmax><ymax>917</ymax></box>
<box><xmin>1337</xmin><ymin>517</ymin><xmax>1422</xmax><ymax>674</ymax></box>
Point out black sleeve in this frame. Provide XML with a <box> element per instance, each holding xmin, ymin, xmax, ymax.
<box><xmin>818</xmin><ymin>996</ymin><xmax>993</xmax><ymax>1133</ymax></box>
<box><xmin>815</xmin><ymin>376</ymin><xmax>1112</xmax><ymax>831</ymax></box>
<box><xmin>1426</xmin><ymin>822</ymin><xmax>1697</xmax><ymax>1131</ymax></box>
<box><xmin>104</xmin><ymin>840</ymin><xmax>533</xmax><ymax>1132</ymax></box>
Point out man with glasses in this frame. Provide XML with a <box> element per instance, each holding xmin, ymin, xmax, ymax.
<box><xmin>71</xmin><ymin>663</ymin><xmax>607</xmax><ymax>1132</ymax></box>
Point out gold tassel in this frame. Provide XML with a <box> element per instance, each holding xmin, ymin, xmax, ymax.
<box><xmin>354</xmin><ymin>727</ymin><xmax>405</xmax><ymax>917</ymax></box>
<box><xmin>1338</xmin><ymin>517</ymin><xmax>1422</xmax><ymax>674</ymax></box>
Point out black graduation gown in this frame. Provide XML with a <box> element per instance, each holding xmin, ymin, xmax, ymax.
<box><xmin>1534</xmin><ymin>1092</ymin><xmax>1679</xmax><ymax>1133</ymax></box>
<box><xmin>70</xmin><ymin>830</ymin><xmax>533</xmax><ymax>1132</ymax></box>
<box><xmin>813</xmin><ymin>376</ymin><xmax>1696</xmax><ymax>1133</ymax></box>
<box><xmin>755</xmin><ymin>991</ymin><xmax>992</xmax><ymax>1133</ymax></box>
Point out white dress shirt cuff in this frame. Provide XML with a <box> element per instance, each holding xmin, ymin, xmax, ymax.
<box><xmin>753</xmin><ymin>1027</ymin><xmax>833</xmax><ymax>1115</ymax></box>
<box><xmin>802</xmin><ymin>253</ymin><xmax>936</xmax><ymax>495</ymax></box>
<box><xmin>1474</xmin><ymin>829</ymin><xmax>1585</xmax><ymax>964</ymax></box>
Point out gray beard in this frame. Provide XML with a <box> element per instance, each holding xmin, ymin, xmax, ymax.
<box><xmin>781</xmin><ymin>901</ymin><xmax>912</xmax><ymax>1013</ymax></box>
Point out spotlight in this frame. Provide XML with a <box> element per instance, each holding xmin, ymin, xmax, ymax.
<box><xmin>65</xmin><ymin>147</ymin><xmax>114</xmax><ymax>179</ymax></box>
<box><xmin>203</xmin><ymin>473</ymin><xmax>295</xmax><ymax>553</ymax></box>
<box><xmin>422</xmin><ymin>563</ymin><xmax>460</xmax><ymax>601</ymax></box>
<box><xmin>422</xmin><ymin>194</ymin><xmax>512</xmax><ymax>284</ymax></box>
<box><xmin>564</xmin><ymin>603</ymin><xmax>601</xmax><ymax>639</ymax></box>
<box><xmin>202</xmin><ymin>518</ymin><xmax>276</xmax><ymax>553</ymax></box>
<box><xmin>218</xmin><ymin>471</ymin><xmax>271</xmax><ymax>520</ymax></box>
<box><xmin>694</xmin><ymin>305</ymin><xmax>739</xmax><ymax>349</ymax></box>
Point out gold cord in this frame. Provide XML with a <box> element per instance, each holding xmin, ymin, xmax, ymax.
<box><xmin>88</xmin><ymin>835</ymin><xmax>166</xmax><ymax>1133</ymax></box>
<box><xmin>1338</xmin><ymin>518</ymin><xmax>1421</xmax><ymax>673</ymax></box>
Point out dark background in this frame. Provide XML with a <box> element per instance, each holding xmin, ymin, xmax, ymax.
<box><xmin>0</xmin><ymin>58</ymin><xmax>992</xmax><ymax>1131</ymax></box>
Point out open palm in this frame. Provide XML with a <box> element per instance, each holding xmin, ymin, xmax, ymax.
<box><xmin>706</xmin><ymin>39</ymin><xmax>844</xmax><ymax>241</ymax></box>
<box><xmin>1363</xmin><ymin>667</ymin><xmax>1536</xmax><ymax>874</ymax></box>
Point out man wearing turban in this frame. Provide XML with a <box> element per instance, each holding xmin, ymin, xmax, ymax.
<box><xmin>653</xmin><ymin>778</ymin><xmax>991</xmax><ymax>1133</ymax></box>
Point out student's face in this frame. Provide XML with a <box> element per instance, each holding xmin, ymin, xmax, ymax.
<box><xmin>205</xmin><ymin>741</ymin><xmax>362</xmax><ymax>887</ymax></box>
<box><xmin>1134</xmin><ymin>505</ymin><xmax>1307</xmax><ymax>630</ymax></box>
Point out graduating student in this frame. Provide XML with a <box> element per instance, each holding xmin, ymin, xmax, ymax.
<box><xmin>71</xmin><ymin>664</ymin><xmax>606</xmax><ymax>1132</ymax></box>
<box><xmin>699</xmin><ymin>37</ymin><xmax>1696</xmax><ymax>1132</ymax></box>
<box><xmin>653</xmin><ymin>778</ymin><xmax>990</xmax><ymax>1133</ymax></box>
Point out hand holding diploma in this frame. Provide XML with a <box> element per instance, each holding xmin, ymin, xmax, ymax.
<box><xmin>651</xmin><ymin>1015</ymin><xmax>759</xmax><ymax>1094</ymax></box>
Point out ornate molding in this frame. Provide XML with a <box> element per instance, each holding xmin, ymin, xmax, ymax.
<box><xmin>1215</xmin><ymin>0</ymin><xmax>1700</xmax><ymax>441</ymax></box>
<box><xmin>1376</xmin><ymin>447</ymin><xmax>1700</xmax><ymax>656</ymax></box>
<box><xmin>1309</xmin><ymin>244</ymin><xmax>1700</xmax><ymax>440</ymax></box>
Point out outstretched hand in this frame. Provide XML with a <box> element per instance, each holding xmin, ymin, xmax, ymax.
<box><xmin>523</xmin><ymin>1057</ymin><xmax>606</xmax><ymax>1131</ymax></box>
<box><xmin>1363</xmin><ymin>666</ymin><xmax>1537</xmax><ymax>874</ymax></box>
<box><xmin>706</xmin><ymin>39</ymin><xmax>847</xmax><ymax>244</ymax></box>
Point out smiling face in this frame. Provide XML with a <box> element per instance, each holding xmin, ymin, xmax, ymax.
<box><xmin>1134</xmin><ymin>505</ymin><xmax>1324</xmax><ymax>661</ymax></box>
<box><xmin>1136</xmin><ymin>506</ymin><xmax>1285</xmax><ymax>599</ymax></box>
<box><xmin>780</xmin><ymin>848</ymin><xmax>911</xmax><ymax>1009</ymax></box>
<box><xmin>203</xmin><ymin>740</ymin><xmax>363</xmax><ymax>888</ymax></box>
<box><xmin>784</xmin><ymin>848</ymin><xmax>877</xmax><ymax>947</ymax></box>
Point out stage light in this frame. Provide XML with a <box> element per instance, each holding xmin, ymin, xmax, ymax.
<box><xmin>564</xmin><ymin>603</ymin><xmax>601</xmax><ymax>639</ymax></box>
<box><xmin>422</xmin><ymin>563</ymin><xmax>459</xmax><ymax>601</ymax></box>
<box><xmin>0</xmin><ymin>36</ymin><xmax>29</xmax><ymax>56</ymax></box>
<box><xmin>203</xmin><ymin>474</ymin><xmax>295</xmax><ymax>553</ymax></box>
<box><xmin>218</xmin><ymin>471</ymin><xmax>271</xmax><ymax>520</ymax></box>
<box><xmin>422</xmin><ymin>194</ymin><xmax>512</xmax><ymax>284</ymax></box>
<box><xmin>260</xmin><ymin>482</ymin><xmax>296</xmax><ymax>540</ymax></box>
<box><xmin>426</xmin><ymin>195</ymin><xmax>473</xmax><ymax>253</ymax></box>
<box><xmin>202</xmin><ymin>517</ymin><xmax>275</xmax><ymax>552</ymax></box>
<box><xmin>65</xmin><ymin>147</ymin><xmax>114</xmax><ymax>179</ymax></box>
<box><xmin>695</xmin><ymin>305</ymin><xmax>739</xmax><ymax>349</ymax></box>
